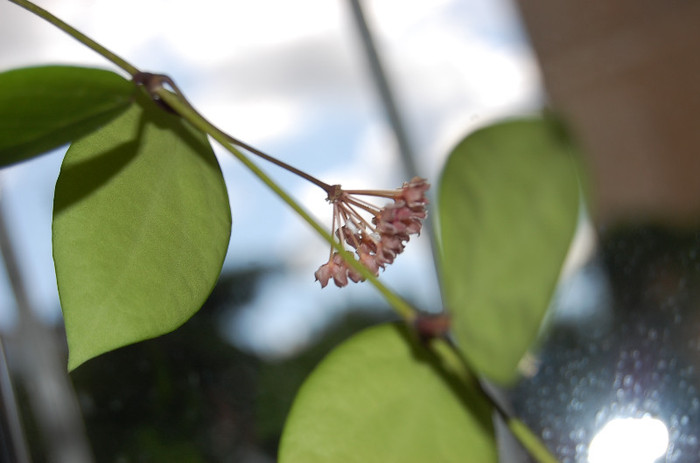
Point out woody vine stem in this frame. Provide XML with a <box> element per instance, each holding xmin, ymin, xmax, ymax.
<box><xmin>6</xmin><ymin>1</ymin><xmax>558</xmax><ymax>461</ymax></box>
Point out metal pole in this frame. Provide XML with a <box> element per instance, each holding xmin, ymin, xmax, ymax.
<box><xmin>0</xmin><ymin>180</ymin><xmax>93</xmax><ymax>463</ymax></box>
<box><xmin>347</xmin><ymin>0</ymin><xmax>420</xmax><ymax>179</ymax></box>
<box><xmin>0</xmin><ymin>335</ymin><xmax>32</xmax><ymax>463</ymax></box>
<box><xmin>347</xmin><ymin>0</ymin><xmax>444</xmax><ymax>308</ymax></box>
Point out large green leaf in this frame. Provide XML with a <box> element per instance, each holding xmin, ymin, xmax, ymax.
<box><xmin>0</xmin><ymin>65</ymin><xmax>134</xmax><ymax>166</ymax></box>
<box><xmin>279</xmin><ymin>323</ymin><xmax>496</xmax><ymax>463</ymax></box>
<box><xmin>53</xmin><ymin>91</ymin><xmax>231</xmax><ymax>370</ymax></box>
<box><xmin>439</xmin><ymin>117</ymin><xmax>580</xmax><ymax>384</ymax></box>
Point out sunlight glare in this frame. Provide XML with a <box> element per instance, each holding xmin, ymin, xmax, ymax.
<box><xmin>588</xmin><ymin>416</ymin><xmax>669</xmax><ymax>463</ymax></box>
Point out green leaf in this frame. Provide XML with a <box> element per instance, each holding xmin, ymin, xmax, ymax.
<box><xmin>53</xmin><ymin>91</ymin><xmax>231</xmax><ymax>370</ymax></box>
<box><xmin>0</xmin><ymin>65</ymin><xmax>133</xmax><ymax>167</ymax></box>
<box><xmin>438</xmin><ymin>117</ymin><xmax>580</xmax><ymax>384</ymax></box>
<box><xmin>279</xmin><ymin>323</ymin><xmax>497</xmax><ymax>463</ymax></box>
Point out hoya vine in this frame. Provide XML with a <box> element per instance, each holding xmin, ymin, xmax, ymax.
<box><xmin>2</xmin><ymin>0</ymin><xmax>583</xmax><ymax>461</ymax></box>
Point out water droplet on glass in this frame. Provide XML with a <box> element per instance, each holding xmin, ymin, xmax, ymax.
<box><xmin>623</xmin><ymin>374</ymin><xmax>634</xmax><ymax>388</ymax></box>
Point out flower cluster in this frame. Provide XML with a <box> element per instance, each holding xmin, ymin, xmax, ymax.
<box><xmin>314</xmin><ymin>177</ymin><xmax>429</xmax><ymax>288</ymax></box>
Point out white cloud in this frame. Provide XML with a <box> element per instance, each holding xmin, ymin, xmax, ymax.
<box><xmin>204</xmin><ymin>97</ymin><xmax>305</xmax><ymax>145</ymax></box>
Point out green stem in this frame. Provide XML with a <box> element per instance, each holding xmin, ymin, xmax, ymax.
<box><xmin>8</xmin><ymin>0</ymin><xmax>140</xmax><ymax>77</ymax></box>
<box><xmin>507</xmin><ymin>419</ymin><xmax>559</xmax><ymax>463</ymax></box>
<box><xmin>155</xmin><ymin>88</ymin><xmax>418</xmax><ymax>322</ymax></box>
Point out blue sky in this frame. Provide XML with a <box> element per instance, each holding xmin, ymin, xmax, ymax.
<box><xmin>0</xmin><ymin>0</ymin><xmax>541</xmax><ymax>356</ymax></box>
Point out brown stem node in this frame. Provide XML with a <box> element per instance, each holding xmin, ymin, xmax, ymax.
<box><xmin>413</xmin><ymin>312</ymin><xmax>451</xmax><ymax>343</ymax></box>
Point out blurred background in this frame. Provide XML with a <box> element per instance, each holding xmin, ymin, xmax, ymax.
<box><xmin>0</xmin><ymin>0</ymin><xmax>540</xmax><ymax>461</ymax></box>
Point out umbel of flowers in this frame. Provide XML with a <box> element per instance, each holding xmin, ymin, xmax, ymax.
<box><xmin>315</xmin><ymin>177</ymin><xmax>429</xmax><ymax>288</ymax></box>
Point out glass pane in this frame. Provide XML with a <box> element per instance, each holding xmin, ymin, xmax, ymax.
<box><xmin>511</xmin><ymin>226</ymin><xmax>700</xmax><ymax>463</ymax></box>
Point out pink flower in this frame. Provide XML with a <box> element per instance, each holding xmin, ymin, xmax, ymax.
<box><xmin>314</xmin><ymin>177</ymin><xmax>430</xmax><ymax>288</ymax></box>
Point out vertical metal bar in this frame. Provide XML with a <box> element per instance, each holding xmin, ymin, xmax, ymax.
<box><xmin>0</xmin><ymin>182</ymin><xmax>93</xmax><ymax>463</ymax></box>
<box><xmin>347</xmin><ymin>0</ymin><xmax>420</xmax><ymax>179</ymax></box>
<box><xmin>347</xmin><ymin>0</ymin><xmax>444</xmax><ymax>306</ymax></box>
<box><xmin>0</xmin><ymin>336</ymin><xmax>32</xmax><ymax>463</ymax></box>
